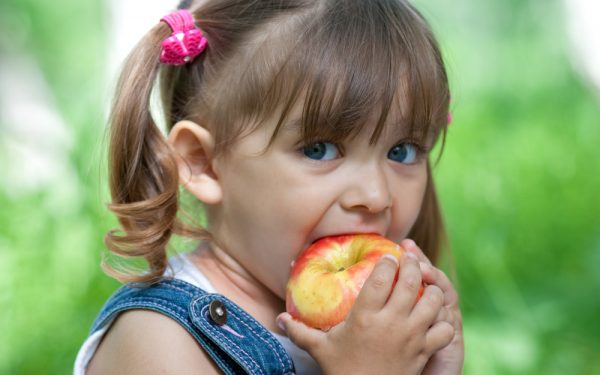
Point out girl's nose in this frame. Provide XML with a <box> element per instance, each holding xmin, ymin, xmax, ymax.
<box><xmin>339</xmin><ymin>164</ymin><xmax>392</xmax><ymax>213</ymax></box>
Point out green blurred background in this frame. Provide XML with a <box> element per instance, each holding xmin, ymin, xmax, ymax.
<box><xmin>1</xmin><ymin>0</ymin><xmax>599</xmax><ymax>373</ymax></box>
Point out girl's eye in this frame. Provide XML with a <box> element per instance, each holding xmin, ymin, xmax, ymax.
<box><xmin>387</xmin><ymin>143</ymin><xmax>419</xmax><ymax>164</ymax></box>
<box><xmin>302</xmin><ymin>142</ymin><xmax>340</xmax><ymax>161</ymax></box>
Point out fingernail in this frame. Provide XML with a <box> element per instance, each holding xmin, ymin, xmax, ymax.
<box><xmin>404</xmin><ymin>239</ymin><xmax>416</xmax><ymax>249</ymax></box>
<box><xmin>381</xmin><ymin>253</ymin><xmax>399</xmax><ymax>266</ymax></box>
<box><xmin>276</xmin><ymin>316</ymin><xmax>287</xmax><ymax>332</ymax></box>
<box><xmin>405</xmin><ymin>252</ymin><xmax>418</xmax><ymax>261</ymax></box>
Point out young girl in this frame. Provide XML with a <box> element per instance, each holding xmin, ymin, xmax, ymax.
<box><xmin>75</xmin><ymin>0</ymin><xmax>464</xmax><ymax>373</ymax></box>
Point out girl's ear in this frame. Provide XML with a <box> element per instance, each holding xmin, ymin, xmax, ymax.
<box><xmin>167</xmin><ymin>120</ymin><xmax>222</xmax><ymax>204</ymax></box>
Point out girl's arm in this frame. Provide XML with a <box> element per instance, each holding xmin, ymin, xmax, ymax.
<box><xmin>87</xmin><ymin>310</ymin><xmax>222</xmax><ymax>375</ymax></box>
<box><xmin>278</xmin><ymin>252</ymin><xmax>455</xmax><ymax>375</ymax></box>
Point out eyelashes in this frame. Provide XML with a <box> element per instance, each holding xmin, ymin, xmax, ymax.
<box><xmin>300</xmin><ymin>141</ymin><xmax>425</xmax><ymax>164</ymax></box>
<box><xmin>302</xmin><ymin>142</ymin><xmax>340</xmax><ymax>161</ymax></box>
<box><xmin>387</xmin><ymin>143</ymin><xmax>419</xmax><ymax>164</ymax></box>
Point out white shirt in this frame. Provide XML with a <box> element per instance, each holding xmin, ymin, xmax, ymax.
<box><xmin>74</xmin><ymin>252</ymin><xmax>322</xmax><ymax>374</ymax></box>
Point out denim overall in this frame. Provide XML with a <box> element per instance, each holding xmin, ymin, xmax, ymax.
<box><xmin>91</xmin><ymin>278</ymin><xmax>296</xmax><ymax>375</ymax></box>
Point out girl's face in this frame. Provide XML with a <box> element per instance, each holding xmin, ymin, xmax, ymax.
<box><xmin>208</xmin><ymin>106</ymin><xmax>430</xmax><ymax>300</ymax></box>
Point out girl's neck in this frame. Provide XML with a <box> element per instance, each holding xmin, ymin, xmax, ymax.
<box><xmin>189</xmin><ymin>242</ymin><xmax>286</xmax><ymax>334</ymax></box>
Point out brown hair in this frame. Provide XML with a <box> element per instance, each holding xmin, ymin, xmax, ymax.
<box><xmin>104</xmin><ymin>0</ymin><xmax>450</xmax><ymax>284</ymax></box>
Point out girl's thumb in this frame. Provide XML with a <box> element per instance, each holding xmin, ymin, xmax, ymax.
<box><xmin>276</xmin><ymin>313</ymin><xmax>323</xmax><ymax>352</ymax></box>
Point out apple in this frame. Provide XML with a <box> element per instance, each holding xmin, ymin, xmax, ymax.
<box><xmin>286</xmin><ymin>234</ymin><xmax>424</xmax><ymax>331</ymax></box>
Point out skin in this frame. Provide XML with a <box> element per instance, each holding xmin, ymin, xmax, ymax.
<box><xmin>404</xmin><ymin>239</ymin><xmax>465</xmax><ymax>375</ymax></box>
<box><xmin>88</xmin><ymin>104</ymin><xmax>464</xmax><ymax>374</ymax></box>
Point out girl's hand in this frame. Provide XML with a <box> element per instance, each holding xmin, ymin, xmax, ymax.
<box><xmin>402</xmin><ymin>239</ymin><xmax>464</xmax><ymax>375</ymax></box>
<box><xmin>277</xmin><ymin>251</ymin><xmax>454</xmax><ymax>375</ymax></box>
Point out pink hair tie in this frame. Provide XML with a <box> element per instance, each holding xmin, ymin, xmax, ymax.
<box><xmin>159</xmin><ymin>10</ymin><xmax>207</xmax><ymax>65</ymax></box>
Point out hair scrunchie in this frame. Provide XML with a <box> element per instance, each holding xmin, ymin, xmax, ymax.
<box><xmin>159</xmin><ymin>9</ymin><xmax>207</xmax><ymax>65</ymax></box>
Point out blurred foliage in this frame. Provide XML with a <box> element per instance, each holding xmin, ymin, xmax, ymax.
<box><xmin>1</xmin><ymin>0</ymin><xmax>599</xmax><ymax>374</ymax></box>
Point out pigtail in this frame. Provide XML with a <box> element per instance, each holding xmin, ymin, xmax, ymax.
<box><xmin>103</xmin><ymin>22</ymin><xmax>207</xmax><ymax>285</ymax></box>
<box><xmin>102</xmin><ymin>1</ymin><xmax>310</xmax><ymax>285</ymax></box>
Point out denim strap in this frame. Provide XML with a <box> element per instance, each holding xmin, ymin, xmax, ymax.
<box><xmin>92</xmin><ymin>278</ymin><xmax>295</xmax><ymax>375</ymax></box>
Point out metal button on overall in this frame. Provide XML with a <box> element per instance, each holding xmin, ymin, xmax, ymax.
<box><xmin>209</xmin><ymin>300</ymin><xmax>227</xmax><ymax>326</ymax></box>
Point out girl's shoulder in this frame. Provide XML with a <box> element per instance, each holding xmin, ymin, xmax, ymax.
<box><xmin>81</xmin><ymin>278</ymin><xmax>296</xmax><ymax>375</ymax></box>
<box><xmin>86</xmin><ymin>309</ymin><xmax>222</xmax><ymax>375</ymax></box>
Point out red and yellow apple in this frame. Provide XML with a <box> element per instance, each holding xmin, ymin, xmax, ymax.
<box><xmin>286</xmin><ymin>234</ymin><xmax>424</xmax><ymax>330</ymax></box>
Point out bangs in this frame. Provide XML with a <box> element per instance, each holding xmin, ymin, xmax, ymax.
<box><xmin>195</xmin><ymin>0</ymin><xmax>450</xmax><ymax>154</ymax></box>
<box><xmin>257</xmin><ymin>0</ymin><xmax>450</xmax><ymax>149</ymax></box>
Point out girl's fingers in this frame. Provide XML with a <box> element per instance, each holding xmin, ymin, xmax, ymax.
<box><xmin>402</xmin><ymin>238</ymin><xmax>458</xmax><ymax>307</ymax></box>
<box><xmin>425</xmin><ymin>321</ymin><xmax>455</xmax><ymax>354</ymax></box>
<box><xmin>400</xmin><ymin>239</ymin><xmax>432</xmax><ymax>265</ymax></box>
<box><xmin>419</xmin><ymin>262</ymin><xmax>459</xmax><ymax>306</ymax></box>
<box><xmin>276</xmin><ymin>313</ymin><xmax>325</xmax><ymax>353</ymax></box>
<box><xmin>352</xmin><ymin>254</ymin><xmax>399</xmax><ymax>313</ymax></box>
<box><xmin>385</xmin><ymin>252</ymin><xmax>423</xmax><ymax>312</ymax></box>
<box><xmin>409</xmin><ymin>284</ymin><xmax>445</xmax><ymax>328</ymax></box>
<box><xmin>434</xmin><ymin>305</ymin><xmax>453</xmax><ymax>325</ymax></box>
